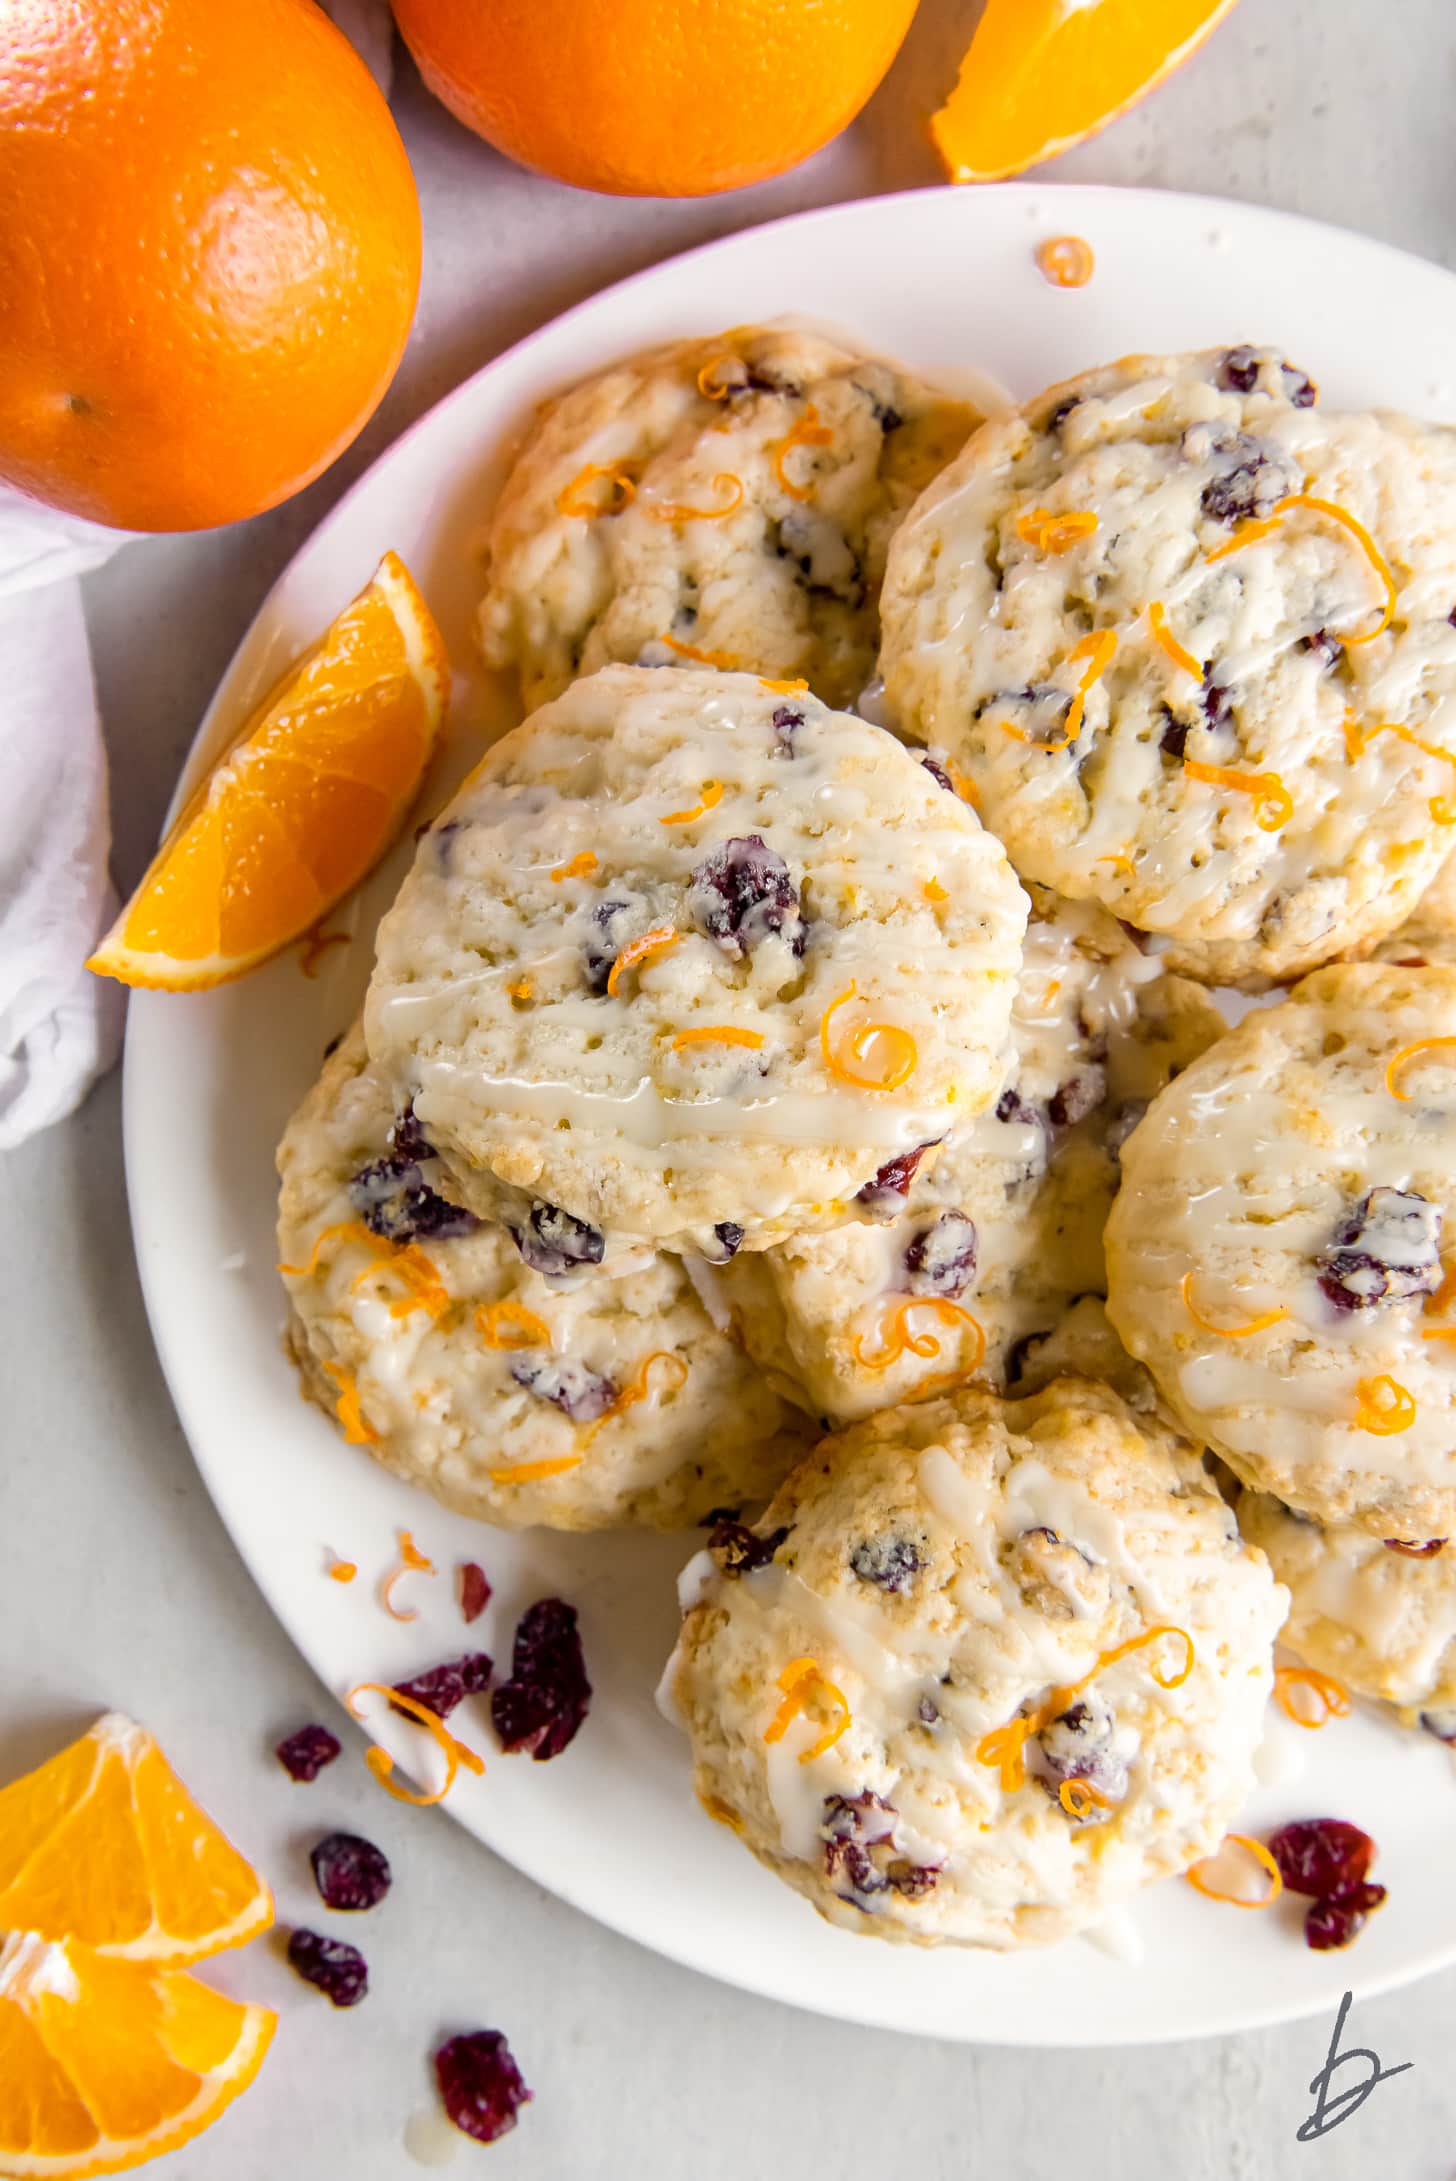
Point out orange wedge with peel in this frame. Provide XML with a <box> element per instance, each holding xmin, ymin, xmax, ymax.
<box><xmin>0</xmin><ymin>1713</ymin><xmax>273</xmax><ymax>1966</ymax></box>
<box><xmin>0</xmin><ymin>1932</ymin><xmax>275</xmax><ymax>2179</ymax></box>
<box><xmin>932</xmin><ymin>0</ymin><xmax>1240</xmax><ymax>183</ymax></box>
<box><xmin>87</xmin><ymin>549</ymin><xmax>449</xmax><ymax>990</ymax></box>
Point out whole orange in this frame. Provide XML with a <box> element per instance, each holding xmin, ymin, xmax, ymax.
<box><xmin>390</xmin><ymin>0</ymin><xmax>920</xmax><ymax>197</ymax></box>
<box><xmin>0</xmin><ymin>0</ymin><xmax>422</xmax><ymax>532</ymax></box>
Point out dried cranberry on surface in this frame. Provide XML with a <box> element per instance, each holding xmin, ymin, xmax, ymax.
<box><xmin>709</xmin><ymin>1519</ymin><xmax>790</xmax><ymax>1575</ymax></box>
<box><xmin>1316</xmin><ymin>1187</ymin><xmax>1442</xmax><ymax>1312</ymax></box>
<box><xmin>1158</xmin><ymin>710</ymin><xmax>1190</xmax><ymax>761</ymax></box>
<box><xmin>1306</xmin><ymin>1883</ymin><xmax>1386</xmax><ymax>1951</ymax></box>
<box><xmin>288</xmin><ymin>1928</ymin><xmax>368</xmax><ymax>2007</ymax></box>
<box><xmin>1048</xmin><ymin>1067</ymin><xmax>1107</xmax><ymax>1130</ymax></box>
<box><xmin>347</xmin><ymin>1155</ymin><xmax>480</xmax><ymax>1246</ymax></box>
<box><xmin>856</xmin><ymin>1142</ymin><xmax>934</xmax><ymax>1214</ymax></box>
<box><xmin>1032</xmin><ymin>1692</ymin><xmax>1128</xmax><ymax>1811</ymax></box>
<box><xmin>582</xmin><ymin>897</ymin><xmax>636</xmax><ymax>994</ymax></box>
<box><xmin>1216</xmin><ymin>345</ymin><xmax>1263</xmax><ymax>394</ymax></box>
<box><xmin>820</xmin><ymin>1792</ymin><xmax>940</xmax><ymax>1909</ymax></box>
<box><xmin>1300</xmin><ymin>628</ymin><xmax>1342</xmax><ymax>670</ymax></box>
<box><xmin>849</xmin><ymin>1533</ymin><xmax>923</xmax><ymax>1593</ymax></box>
<box><xmin>1384</xmin><ymin>1538</ymin><xmax>1446</xmax><ymax>1558</ymax></box>
<box><xmin>921</xmin><ymin>756</ymin><xmax>955</xmax><ymax>793</ymax></box>
<box><xmin>509</xmin><ymin>1200</ymin><xmax>605</xmax><ymax>1279</ymax></box>
<box><xmin>508</xmin><ymin>1354</ymin><xmax>616</xmax><ymax>1423</ymax></box>
<box><xmin>902</xmin><ymin>1210</ymin><xmax>977</xmax><ymax>1299</ymax></box>
<box><xmin>460</xmin><ymin>1561</ymin><xmax>492</xmax><ymax>1622</ymax></box>
<box><xmin>491</xmin><ymin>1599</ymin><xmax>592</xmax><ymax>1760</ymax></box>
<box><xmin>710</xmin><ymin>1220</ymin><xmax>744</xmax><ymax>1261</ymax></box>
<box><xmin>687</xmin><ymin>835</ymin><xmax>805</xmax><ymax>958</ymax></box>
<box><xmin>435</xmin><ymin>2030</ymin><xmax>533</xmax><ymax>2145</ymax></box>
<box><xmin>1267</xmin><ymin>1818</ymin><xmax>1375</xmax><ymax>1900</ymax></box>
<box><xmin>276</xmin><ymin>1724</ymin><xmax>341</xmax><ymax>1782</ymax></box>
<box><xmin>392</xmin><ymin>1652</ymin><xmax>493</xmax><ymax>1722</ymax></box>
<box><xmin>310</xmin><ymin>1832</ymin><xmax>392</xmax><ymax>1913</ymax></box>
<box><xmin>771</xmin><ymin>703</ymin><xmax>805</xmax><ymax>751</ymax></box>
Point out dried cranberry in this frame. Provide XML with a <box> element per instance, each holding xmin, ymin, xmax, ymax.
<box><xmin>1267</xmin><ymin>1818</ymin><xmax>1375</xmax><ymax>1899</ymax></box>
<box><xmin>392</xmin><ymin>1652</ymin><xmax>492</xmax><ymax>1722</ymax></box>
<box><xmin>1216</xmin><ymin>345</ymin><xmax>1263</xmax><ymax>395</ymax></box>
<box><xmin>1159</xmin><ymin>710</ymin><xmax>1190</xmax><ymax>760</ymax></box>
<box><xmin>509</xmin><ymin>1200</ymin><xmax>605</xmax><ymax>1278</ymax></box>
<box><xmin>820</xmin><ymin>1792</ymin><xmax>940</xmax><ymax>1909</ymax></box>
<box><xmin>709</xmin><ymin>1519</ymin><xmax>789</xmax><ymax>1575</ymax></box>
<box><xmin>491</xmin><ymin>1599</ymin><xmax>592</xmax><ymax>1760</ymax></box>
<box><xmin>435</xmin><ymin>2030</ymin><xmax>533</xmax><ymax>2145</ymax></box>
<box><xmin>1003</xmin><ymin>1328</ymin><xmax>1050</xmax><ymax>1388</ymax></box>
<box><xmin>310</xmin><ymin>1832</ymin><xmax>391</xmax><ymax>1913</ymax></box>
<box><xmin>1048</xmin><ymin>1067</ymin><xmax>1107</xmax><ymax>1129</ymax></box>
<box><xmin>1316</xmin><ymin>1188</ymin><xmax>1442</xmax><ymax>1312</ymax></box>
<box><xmin>582</xmin><ymin>898</ymin><xmax>636</xmax><ymax>994</ymax></box>
<box><xmin>1420</xmin><ymin>1706</ymin><xmax>1456</xmax><ymax>1743</ymax></box>
<box><xmin>347</xmin><ymin>1156</ymin><xmax>480</xmax><ymax>1246</ymax></box>
<box><xmin>856</xmin><ymin>1142</ymin><xmax>934</xmax><ymax>1213</ymax></box>
<box><xmin>390</xmin><ymin>1103</ymin><xmax>433</xmax><ymax>1161</ymax></box>
<box><xmin>460</xmin><ymin>1561</ymin><xmax>491</xmax><ymax>1622</ymax></box>
<box><xmin>1282</xmin><ymin>361</ymin><xmax>1318</xmax><ymax>407</ymax></box>
<box><xmin>1033</xmin><ymin>1693</ymin><xmax>1128</xmax><ymax>1810</ymax></box>
<box><xmin>710</xmin><ymin>1220</ymin><xmax>744</xmax><ymax>1261</ymax></box>
<box><xmin>287</xmin><ymin>1928</ymin><xmax>368</xmax><ymax>2007</ymax></box>
<box><xmin>1046</xmin><ymin>394</ymin><xmax>1082</xmax><ymax>432</ymax></box>
<box><xmin>903</xmin><ymin>1210</ymin><xmax>977</xmax><ymax>1298</ymax></box>
<box><xmin>771</xmin><ymin>704</ymin><xmax>804</xmax><ymax>751</ymax></box>
<box><xmin>996</xmin><ymin>1088</ymin><xmax>1040</xmax><ymax>1126</ymax></box>
<box><xmin>855</xmin><ymin>377</ymin><xmax>904</xmax><ymax>433</ymax></box>
<box><xmin>1201</xmin><ymin>680</ymin><xmax>1232</xmax><ymax>730</ymax></box>
<box><xmin>275</xmin><ymin>1724</ymin><xmax>341</xmax><ymax>1782</ymax></box>
<box><xmin>921</xmin><ymin>756</ymin><xmax>954</xmax><ymax>793</ymax></box>
<box><xmin>917</xmin><ymin>1695</ymin><xmax>941</xmax><ymax>1726</ymax></box>
<box><xmin>509</xmin><ymin>1354</ymin><xmax>616</xmax><ymax>1423</ymax></box>
<box><xmin>1300</xmin><ymin>628</ymin><xmax>1342</xmax><ymax>670</ymax></box>
<box><xmin>1384</xmin><ymin>1538</ymin><xmax>1446</xmax><ymax>1558</ymax></box>
<box><xmin>993</xmin><ymin>685</ymin><xmax>1077</xmax><ymax>749</ymax></box>
<box><xmin>849</xmin><ymin>1534</ymin><xmax>923</xmax><ymax>1593</ymax></box>
<box><xmin>1306</xmin><ymin>1883</ymin><xmax>1386</xmax><ymax>1951</ymax></box>
<box><xmin>1200</xmin><ymin>442</ymin><xmax>1283</xmax><ymax>526</ymax></box>
<box><xmin>687</xmin><ymin>835</ymin><xmax>805</xmax><ymax>959</ymax></box>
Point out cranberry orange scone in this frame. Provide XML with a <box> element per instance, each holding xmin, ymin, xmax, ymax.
<box><xmin>722</xmin><ymin>895</ymin><xmax>1223</xmax><ymax>1421</ymax></box>
<box><xmin>278</xmin><ymin>1027</ymin><xmax>813</xmax><ymax>1530</ymax></box>
<box><xmin>477</xmin><ymin>326</ymin><xmax>976</xmax><ymax>712</ymax></box>
<box><xmin>879</xmin><ymin>345</ymin><xmax>1456</xmax><ymax>987</ymax></box>
<box><xmin>1239</xmin><ymin>1493</ymin><xmax>1456</xmax><ymax>1739</ymax></box>
<box><xmin>664</xmin><ymin>1380</ymin><xmax>1283</xmax><ymax>1950</ymax></box>
<box><xmin>365</xmin><ymin>666</ymin><xmax>1027</xmax><ymax>1255</ymax></box>
<box><xmin>1107</xmin><ymin>963</ymin><xmax>1456</xmax><ymax>1539</ymax></box>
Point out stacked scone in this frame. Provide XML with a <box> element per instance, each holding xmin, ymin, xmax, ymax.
<box><xmin>279</xmin><ymin>328</ymin><xmax>1456</xmax><ymax>1950</ymax></box>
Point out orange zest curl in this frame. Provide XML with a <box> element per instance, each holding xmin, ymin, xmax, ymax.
<box><xmin>350</xmin><ymin>1241</ymin><xmax>449</xmax><ymax>1323</ymax></box>
<box><xmin>487</xmin><ymin>1454</ymin><xmax>584</xmax><ymax>1484</ymax></box>
<box><xmin>645</xmin><ymin>473</ymin><xmax>744</xmax><ymax>524</ymax></box>
<box><xmin>298</xmin><ymin>923</ymin><xmax>349</xmax><ymax>977</ymax></box>
<box><xmin>772</xmin><ymin>403</ymin><xmax>833</xmax><ymax>501</ymax></box>
<box><xmin>1204</xmin><ymin>494</ymin><xmax>1396</xmax><ymax>644</ymax></box>
<box><xmin>1185</xmin><ymin>1834</ymin><xmax>1284</xmax><ymax>1910</ymax></box>
<box><xmin>346</xmin><ymin>1682</ymin><xmax>484</xmax><ymax>1808</ymax></box>
<box><xmin>278</xmin><ymin>1218</ymin><xmax>377</xmax><ymax>1279</ymax></box>
<box><xmin>851</xmin><ymin>1296</ymin><xmax>986</xmax><ymax>1377</ymax></box>
<box><xmin>1179</xmin><ymin>1270</ymin><xmax>1291</xmax><ymax>1340</ymax></box>
<box><xmin>606</xmin><ymin>924</ymin><xmax>678</xmax><ymax>994</ymax></box>
<box><xmin>582</xmin><ymin>1349</ymin><xmax>689</xmax><ymax>1445</ymax></box>
<box><xmin>327</xmin><ymin>1558</ymin><xmax>357</xmax><ymax>1584</ymax></box>
<box><xmin>695</xmin><ymin>355</ymin><xmax>737</xmax><ymax>400</ymax></box>
<box><xmin>923</xmin><ymin>877</ymin><xmax>950</xmax><ymax>904</ymax></box>
<box><xmin>1345</xmin><ymin>715</ymin><xmax>1456</xmax><ymax>825</ymax></box>
<box><xmin>507</xmin><ymin>976</ymin><xmax>534</xmax><ymax>1003</ymax></box>
<box><xmin>1385</xmin><ymin>1036</ymin><xmax>1456</xmax><ymax>1101</ymax></box>
<box><xmin>1015</xmin><ymin>506</ymin><xmax>1099</xmax><ymax>554</ymax></box>
<box><xmin>759</xmin><ymin>676</ymin><xmax>809</xmax><ymax>695</ymax></box>
<box><xmin>1182</xmin><ymin>758</ymin><xmax>1293</xmax><ymax>831</ymax></box>
<box><xmin>380</xmin><ymin>1529</ymin><xmax>436</xmax><ymax>1623</ymax></box>
<box><xmin>475</xmin><ymin>1299</ymin><xmax>550</xmax><ymax>1350</ymax></box>
<box><xmin>1354</xmin><ymin>1374</ymin><xmax>1417</xmax><ymax>1435</ymax></box>
<box><xmin>658</xmin><ymin>632</ymin><xmax>740</xmax><ymax>670</ymax></box>
<box><xmin>1147</xmin><ymin>599</ymin><xmax>1203</xmax><ymax>679</ymax></box>
<box><xmin>943</xmin><ymin>760</ymin><xmax>979</xmax><ymax>806</ymax></box>
<box><xmin>323</xmin><ymin>1360</ymin><xmax>377</xmax><ymax>1446</ymax></box>
<box><xmin>659</xmin><ymin>781</ymin><xmax>724</xmax><ymax>826</ymax></box>
<box><xmin>550</xmin><ymin>851</ymin><xmax>598</xmax><ymax>882</ymax></box>
<box><xmin>762</xmin><ymin>1656</ymin><xmax>852</xmax><ymax>1763</ymax></box>
<box><xmin>819</xmin><ymin>982</ymin><xmax>918</xmax><ymax>1092</ymax></box>
<box><xmin>1035</xmin><ymin>235</ymin><xmax>1094</xmax><ymax>288</ymax></box>
<box><xmin>1058</xmin><ymin>1778</ymin><xmax>1114</xmax><ymax>1819</ymax></box>
<box><xmin>976</xmin><ymin>1625</ymin><xmax>1195</xmax><ymax>1793</ymax></box>
<box><xmin>1096</xmin><ymin>852</ymin><xmax>1136</xmax><ymax>879</ymax></box>
<box><xmin>1273</xmin><ymin>1664</ymin><xmax>1351</xmax><ymax>1730</ymax></box>
<box><xmin>1422</xmin><ymin>1326</ymin><xmax>1456</xmax><ymax>1348</ymax></box>
<box><xmin>556</xmin><ymin>462</ymin><xmax>637</xmax><ymax>519</ymax></box>
<box><xmin>671</xmin><ymin>1024</ymin><xmax>765</xmax><ymax>1052</ymax></box>
<box><xmin>1001</xmin><ymin>629</ymin><xmax>1117</xmax><ymax>754</ymax></box>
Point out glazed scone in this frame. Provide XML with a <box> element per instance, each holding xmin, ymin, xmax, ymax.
<box><xmin>365</xmin><ymin>665</ymin><xmax>1028</xmax><ymax>1255</ymax></box>
<box><xmin>1378</xmin><ymin>847</ymin><xmax>1456</xmax><ymax>964</ymax></box>
<box><xmin>278</xmin><ymin>1027</ymin><xmax>812</xmax><ymax>1531</ymax></box>
<box><xmin>1240</xmin><ymin>1492</ymin><xmax>1456</xmax><ymax>1737</ymax></box>
<box><xmin>478</xmin><ymin>326</ymin><xmax>976</xmax><ymax>712</ymax></box>
<box><xmin>665</xmin><ymin>1380</ymin><xmax>1284</xmax><ymax>1950</ymax></box>
<box><xmin>1106</xmin><ymin>962</ymin><xmax>1456</xmax><ymax>1539</ymax></box>
<box><xmin>722</xmin><ymin>896</ymin><xmax>1223</xmax><ymax>1420</ymax></box>
<box><xmin>879</xmin><ymin>344</ymin><xmax>1456</xmax><ymax>987</ymax></box>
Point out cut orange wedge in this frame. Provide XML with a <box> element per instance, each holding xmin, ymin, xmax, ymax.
<box><xmin>0</xmin><ymin>1713</ymin><xmax>273</xmax><ymax>1966</ymax></box>
<box><xmin>0</xmin><ymin>1933</ymin><xmax>275</xmax><ymax>2179</ymax></box>
<box><xmin>88</xmin><ymin>549</ymin><xmax>449</xmax><ymax>990</ymax></box>
<box><xmin>931</xmin><ymin>0</ymin><xmax>1239</xmax><ymax>183</ymax></box>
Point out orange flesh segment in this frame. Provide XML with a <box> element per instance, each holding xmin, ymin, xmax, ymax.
<box><xmin>931</xmin><ymin>0</ymin><xmax>1239</xmax><ymax>184</ymax></box>
<box><xmin>87</xmin><ymin>551</ymin><xmax>448</xmax><ymax>990</ymax></box>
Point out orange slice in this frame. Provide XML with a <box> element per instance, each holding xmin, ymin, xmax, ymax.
<box><xmin>931</xmin><ymin>0</ymin><xmax>1240</xmax><ymax>183</ymax></box>
<box><xmin>0</xmin><ymin>1713</ymin><xmax>273</xmax><ymax>1966</ymax></box>
<box><xmin>88</xmin><ymin>550</ymin><xmax>448</xmax><ymax>990</ymax></box>
<box><xmin>0</xmin><ymin>1932</ymin><xmax>274</xmax><ymax>2179</ymax></box>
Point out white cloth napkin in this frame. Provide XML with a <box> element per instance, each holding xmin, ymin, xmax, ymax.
<box><xmin>0</xmin><ymin>0</ymin><xmax>395</xmax><ymax>1152</ymax></box>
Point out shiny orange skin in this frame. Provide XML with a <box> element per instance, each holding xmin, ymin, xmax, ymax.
<box><xmin>0</xmin><ymin>0</ymin><xmax>422</xmax><ymax>531</ymax></box>
<box><xmin>390</xmin><ymin>0</ymin><xmax>921</xmax><ymax>197</ymax></box>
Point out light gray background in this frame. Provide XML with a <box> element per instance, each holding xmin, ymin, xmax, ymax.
<box><xmin>9</xmin><ymin>0</ymin><xmax>1456</xmax><ymax>2171</ymax></box>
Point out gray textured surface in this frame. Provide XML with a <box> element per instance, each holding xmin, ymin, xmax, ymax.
<box><xmin>8</xmin><ymin>0</ymin><xmax>1455</xmax><ymax>2169</ymax></box>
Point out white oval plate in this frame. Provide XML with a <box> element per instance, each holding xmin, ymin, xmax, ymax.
<box><xmin>124</xmin><ymin>184</ymin><xmax>1456</xmax><ymax>2045</ymax></box>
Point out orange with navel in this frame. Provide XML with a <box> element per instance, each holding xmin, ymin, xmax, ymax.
<box><xmin>0</xmin><ymin>0</ymin><xmax>421</xmax><ymax>531</ymax></box>
<box><xmin>389</xmin><ymin>0</ymin><xmax>920</xmax><ymax>197</ymax></box>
